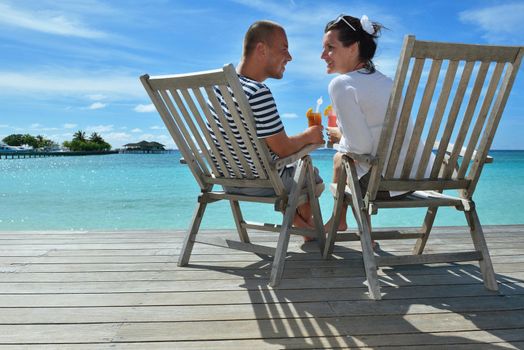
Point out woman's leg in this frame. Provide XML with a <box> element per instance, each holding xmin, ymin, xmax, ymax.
<box><xmin>324</xmin><ymin>152</ymin><xmax>348</xmax><ymax>232</ymax></box>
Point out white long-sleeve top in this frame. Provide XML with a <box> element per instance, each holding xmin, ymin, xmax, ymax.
<box><xmin>329</xmin><ymin>69</ymin><xmax>433</xmax><ymax>192</ymax></box>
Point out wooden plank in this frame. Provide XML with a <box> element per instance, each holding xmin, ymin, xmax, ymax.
<box><xmin>146</xmin><ymin>68</ymin><xmax>227</xmax><ymax>90</ymax></box>
<box><xmin>0</xmin><ymin>309</ymin><xmax>523</xmax><ymax>343</ymax></box>
<box><xmin>2</xmin><ymin>295</ymin><xmax>524</xmax><ymax>325</ymax></box>
<box><xmin>1</xmin><ymin>226</ymin><xmax>524</xmax><ymax>347</ymax></box>
<box><xmin>412</xmin><ymin>40</ymin><xmax>521</xmax><ymax>61</ymax></box>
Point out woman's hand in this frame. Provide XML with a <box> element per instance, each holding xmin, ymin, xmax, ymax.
<box><xmin>327</xmin><ymin>127</ymin><xmax>341</xmax><ymax>143</ymax></box>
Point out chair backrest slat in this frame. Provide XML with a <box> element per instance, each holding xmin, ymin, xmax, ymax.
<box><xmin>140</xmin><ymin>79</ymin><xmax>207</xmax><ymax>189</ymax></box>
<box><xmin>158</xmin><ymin>89</ymin><xmax>210</xmax><ymax>177</ymax></box>
<box><xmin>415</xmin><ymin>60</ymin><xmax>459</xmax><ymax>179</ymax></box>
<box><xmin>192</xmin><ymin>86</ymin><xmax>233</xmax><ymax>178</ymax></box>
<box><xmin>400</xmin><ymin>59</ymin><xmax>442</xmax><ymax>179</ymax></box>
<box><xmin>222</xmin><ymin>65</ymin><xmax>284</xmax><ymax>194</ymax></box>
<box><xmin>205</xmin><ymin>85</ymin><xmax>246</xmax><ymax>178</ymax></box>
<box><xmin>430</xmin><ymin>61</ymin><xmax>475</xmax><ymax>179</ymax></box>
<box><xmin>466</xmin><ymin>48</ymin><xmax>524</xmax><ymax>195</ymax></box>
<box><xmin>457</xmin><ymin>62</ymin><xmax>505</xmax><ymax>178</ymax></box>
<box><xmin>178</xmin><ymin>88</ymin><xmax>222</xmax><ymax>177</ymax></box>
<box><xmin>140</xmin><ymin>64</ymin><xmax>287</xmax><ymax>194</ymax></box>
<box><xmin>441</xmin><ymin>62</ymin><xmax>490</xmax><ymax>179</ymax></box>
<box><xmin>366</xmin><ymin>35</ymin><xmax>522</xmax><ymax>201</ymax></box>
<box><xmin>385</xmin><ymin>57</ymin><xmax>425</xmax><ymax>178</ymax></box>
<box><xmin>367</xmin><ymin>35</ymin><xmax>416</xmax><ymax>197</ymax></box>
<box><xmin>217</xmin><ymin>85</ymin><xmax>257</xmax><ymax>179</ymax></box>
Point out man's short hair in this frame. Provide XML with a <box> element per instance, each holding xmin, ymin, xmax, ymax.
<box><xmin>243</xmin><ymin>20</ymin><xmax>283</xmax><ymax>58</ymax></box>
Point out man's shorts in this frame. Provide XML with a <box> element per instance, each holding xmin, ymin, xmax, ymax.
<box><xmin>224</xmin><ymin>165</ymin><xmax>323</xmax><ymax>197</ymax></box>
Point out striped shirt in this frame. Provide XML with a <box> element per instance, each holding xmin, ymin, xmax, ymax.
<box><xmin>208</xmin><ymin>75</ymin><xmax>284</xmax><ymax>177</ymax></box>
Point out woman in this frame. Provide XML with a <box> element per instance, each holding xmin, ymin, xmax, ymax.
<box><xmin>321</xmin><ymin>15</ymin><xmax>432</xmax><ymax>235</ymax></box>
<box><xmin>322</xmin><ymin>14</ymin><xmax>432</xmax><ymax>233</ymax></box>
<box><xmin>321</xmin><ymin>14</ymin><xmax>391</xmax><ymax>232</ymax></box>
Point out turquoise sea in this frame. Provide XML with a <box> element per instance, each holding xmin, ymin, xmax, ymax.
<box><xmin>1</xmin><ymin>149</ymin><xmax>523</xmax><ymax>231</ymax></box>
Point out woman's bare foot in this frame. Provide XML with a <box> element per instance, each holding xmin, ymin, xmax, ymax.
<box><xmin>323</xmin><ymin>217</ymin><xmax>348</xmax><ymax>234</ymax></box>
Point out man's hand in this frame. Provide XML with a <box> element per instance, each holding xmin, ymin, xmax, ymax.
<box><xmin>327</xmin><ymin>126</ymin><xmax>341</xmax><ymax>144</ymax></box>
<box><xmin>305</xmin><ymin>125</ymin><xmax>324</xmax><ymax>144</ymax></box>
<box><xmin>265</xmin><ymin>125</ymin><xmax>324</xmax><ymax>158</ymax></box>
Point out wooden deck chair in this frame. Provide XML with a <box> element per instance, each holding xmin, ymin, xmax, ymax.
<box><xmin>140</xmin><ymin>64</ymin><xmax>325</xmax><ymax>287</ymax></box>
<box><xmin>324</xmin><ymin>35</ymin><xmax>523</xmax><ymax>300</ymax></box>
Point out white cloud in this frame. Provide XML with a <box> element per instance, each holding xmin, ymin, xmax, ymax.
<box><xmin>87</xmin><ymin>94</ymin><xmax>107</xmax><ymax>101</ymax></box>
<box><xmin>0</xmin><ymin>124</ymin><xmax>9</xmax><ymax>128</ymax></box>
<box><xmin>134</xmin><ymin>103</ymin><xmax>156</xmax><ymax>113</ymax></box>
<box><xmin>131</xmin><ymin>128</ymin><xmax>142</xmax><ymax>133</ymax></box>
<box><xmin>0</xmin><ymin>3</ymin><xmax>107</xmax><ymax>38</ymax></box>
<box><xmin>0</xmin><ymin>70</ymin><xmax>144</xmax><ymax>98</ymax></box>
<box><xmin>30</xmin><ymin>123</ymin><xmax>42</xmax><ymax>128</ymax></box>
<box><xmin>281</xmin><ymin>112</ymin><xmax>298</xmax><ymax>119</ymax></box>
<box><xmin>149</xmin><ymin>125</ymin><xmax>164</xmax><ymax>130</ymax></box>
<box><xmin>86</xmin><ymin>124</ymin><xmax>114</xmax><ymax>133</ymax></box>
<box><xmin>88</xmin><ymin>102</ymin><xmax>107</xmax><ymax>110</ymax></box>
<box><xmin>459</xmin><ymin>3</ymin><xmax>524</xmax><ymax>42</ymax></box>
<box><xmin>63</xmin><ymin>123</ymin><xmax>77</xmax><ymax>129</ymax></box>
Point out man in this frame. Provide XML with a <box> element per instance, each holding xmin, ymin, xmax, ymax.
<box><xmin>214</xmin><ymin>20</ymin><xmax>324</xmax><ymax>234</ymax></box>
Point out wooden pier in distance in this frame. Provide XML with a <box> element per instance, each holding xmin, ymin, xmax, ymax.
<box><xmin>0</xmin><ymin>150</ymin><xmax>118</xmax><ymax>159</ymax></box>
<box><xmin>0</xmin><ymin>225</ymin><xmax>523</xmax><ymax>348</ymax></box>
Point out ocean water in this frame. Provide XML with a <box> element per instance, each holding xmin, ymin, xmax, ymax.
<box><xmin>1</xmin><ymin>149</ymin><xmax>523</xmax><ymax>231</ymax></box>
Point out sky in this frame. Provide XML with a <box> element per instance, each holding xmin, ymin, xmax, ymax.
<box><xmin>0</xmin><ymin>0</ymin><xmax>523</xmax><ymax>149</ymax></box>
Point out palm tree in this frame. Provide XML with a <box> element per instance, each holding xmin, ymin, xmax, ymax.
<box><xmin>89</xmin><ymin>132</ymin><xmax>104</xmax><ymax>144</ymax></box>
<box><xmin>73</xmin><ymin>130</ymin><xmax>86</xmax><ymax>142</ymax></box>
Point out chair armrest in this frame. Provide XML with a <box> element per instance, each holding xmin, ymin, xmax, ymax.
<box><xmin>180</xmin><ymin>150</ymin><xmax>206</xmax><ymax>164</ymax></box>
<box><xmin>271</xmin><ymin>143</ymin><xmax>323</xmax><ymax>169</ymax></box>
<box><xmin>434</xmin><ymin>142</ymin><xmax>493</xmax><ymax>163</ymax></box>
<box><xmin>343</xmin><ymin>151</ymin><xmax>377</xmax><ymax>165</ymax></box>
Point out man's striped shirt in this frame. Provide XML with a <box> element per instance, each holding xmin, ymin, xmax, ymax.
<box><xmin>208</xmin><ymin>75</ymin><xmax>284</xmax><ymax>177</ymax></box>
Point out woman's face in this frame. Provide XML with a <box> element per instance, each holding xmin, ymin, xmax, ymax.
<box><xmin>321</xmin><ymin>29</ymin><xmax>359</xmax><ymax>74</ymax></box>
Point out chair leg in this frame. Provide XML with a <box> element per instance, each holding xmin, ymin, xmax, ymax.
<box><xmin>230</xmin><ymin>200</ymin><xmax>250</xmax><ymax>243</ymax></box>
<box><xmin>323</xmin><ymin>164</ymin><xmax>347</xmax><ymax>259</ymax></box>
<box><xmin>269</xmin><ymin>158</ymin><xmax>307</xmax><ymax>287</ymax></box>
<box><xmin>464</xmin><ymin>208</ymin><xmax>498</xmax><ymax>291</ymax></box>
<box><xmin>305</xmin><ymin>158</ymin><xmax>325</xmax><ymax>254</ymax></box>
<box><xmin>413</xmin><ymin>206</ymin><xmax>439</xmax><ymax>255</ymax></box>
<box><xmin>178</xmin><ymin>200</ymin><xmax>207</xmax><ymax>267</ymax></box>
<box><xmin>344</xmin><ymin>157</ymin><xmax>381</xmax><ymax>300</ymax></box>
<box><xmin>359</xmin><ymin>212</ymin><xmax>382</xmax><ymax>300</ymax></box>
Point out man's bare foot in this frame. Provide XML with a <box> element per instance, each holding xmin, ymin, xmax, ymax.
<box><xmin>293</xmin><ymin>212</ymin><xmax>316</xmax><ymax>242</ymax></box>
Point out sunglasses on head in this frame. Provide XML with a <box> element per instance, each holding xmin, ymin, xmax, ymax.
<box><xmin>333</xmin><ymin>14</ymin><xmax>356</xmax><ymax>31</ymax></box>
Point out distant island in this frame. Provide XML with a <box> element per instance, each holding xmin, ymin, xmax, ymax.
<box><xmin>2</xmin><ymin>130</ymin><xmax>110</xmax><ymax>152</ymax></box>
<box><xmin>1</xmin><ymin>133</ymin><xmax>169</xmax><ymax>158</ymax></box>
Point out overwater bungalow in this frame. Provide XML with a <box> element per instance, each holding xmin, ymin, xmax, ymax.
<box><xmin>122</xmin><ymin>140</ymin><xmax>167</xmax><ymax>153</ymax></box>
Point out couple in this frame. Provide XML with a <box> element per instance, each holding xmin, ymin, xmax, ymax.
<box><xmin>223</xmin><ymin>14</ymin><xmax>392</xmax><ymax>240</ymax></box>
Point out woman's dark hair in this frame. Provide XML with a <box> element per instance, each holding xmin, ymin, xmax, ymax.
<box><xmin>324</xmin><ymin>15</ymin><xmax>383</xmax><ymax>73</ymax></box>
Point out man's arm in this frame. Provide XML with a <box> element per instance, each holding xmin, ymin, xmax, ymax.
<box><xmin>264</xmin><ymin>125</ymin><xmax>324</xmax><ymax>158</ymax></box>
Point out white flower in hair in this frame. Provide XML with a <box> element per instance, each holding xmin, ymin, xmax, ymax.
<box><xmin>360</xmin><ymin>15</ymin><xmax>375</xmax><ymax>35</ymax></box>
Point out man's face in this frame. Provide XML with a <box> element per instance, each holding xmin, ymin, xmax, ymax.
<box><xmin>265</xmin><ymin>29</ymin><xmax>292</xmax><ymax>79</ymax></box>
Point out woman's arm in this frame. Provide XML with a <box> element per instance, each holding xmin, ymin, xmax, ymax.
<box><xmin>330</xmin><ymin>78</ymin><xmax>374</xmax><ymax>154</ymax></box>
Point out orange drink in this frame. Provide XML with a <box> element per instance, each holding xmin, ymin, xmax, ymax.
<box><xmin>306</xmin><ymin>108</ymin><xmax>322</xmax><ymax>126</ymax></box>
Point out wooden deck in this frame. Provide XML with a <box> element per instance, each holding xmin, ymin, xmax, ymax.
<box><xmin>1</xmin><ymin>225</ymin><xmax>524</xmax><ymax>349</ymax></box>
